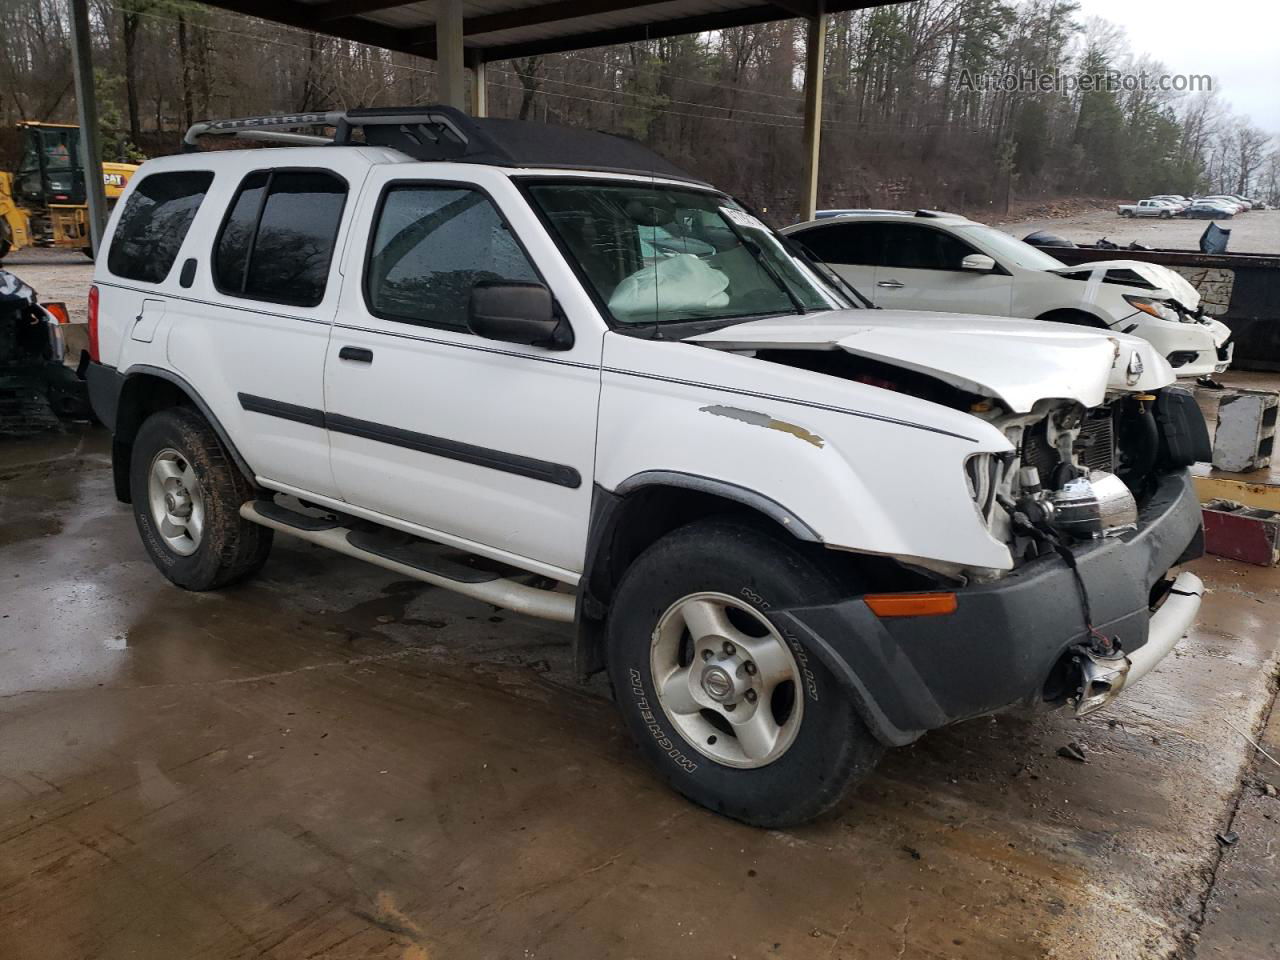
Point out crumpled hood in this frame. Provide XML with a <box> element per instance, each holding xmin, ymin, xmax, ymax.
<box><xmin>686</xmin><ymin>310</ymin><xmax>1173</xmax><ymax>413</ymax></box>
<box><xmin>1049</xmin><ymin>259</ymin><xmax>1201</xmax><ymax>311</ymax></box>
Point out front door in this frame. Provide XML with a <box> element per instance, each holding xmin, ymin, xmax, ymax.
<box><xmin>324</xmin><ymin>171</ymin><xmax>602</xmax><ymax>578</ymax></box>
<box><xmin>870</xmin><ymin>222</ymin><xmax>1014</xmax><ymax>315</ymax></box>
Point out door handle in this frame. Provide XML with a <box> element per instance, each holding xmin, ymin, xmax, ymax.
<box><xmin>876</xmin><ymin>280</ymin><xmax>904</xmax><ymax>289</ymax></box>
<box><xmin>339</xmin><ymin>346</ymin><xmax>373</xmax><ymax>363</ymax></box>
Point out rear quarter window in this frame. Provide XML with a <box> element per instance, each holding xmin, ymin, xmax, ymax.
<box><xmin>106</xmin><ymin>170</ymin><xmax>214</xmax><ymax>283</ymax></box>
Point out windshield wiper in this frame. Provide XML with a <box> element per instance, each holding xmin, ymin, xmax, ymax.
<box><xmin>780</xmin><ymin>235</ymin><xmax>876</xmax><ymax>308</ymax></box>
<box><xmin>714</xmin><ymin>217</ymin><xmax>806</xmax><ymax>316</ymax></box>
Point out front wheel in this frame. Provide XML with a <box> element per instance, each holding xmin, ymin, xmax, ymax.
<box><xmin>130</xmin><ymin>407</ymin><xmax>272</xmax><ymax>590</ymax></box>
<box><xmin>606</xmin><ymin>520</ymin><xmax>883</xmax><ymax>827</ymax></box>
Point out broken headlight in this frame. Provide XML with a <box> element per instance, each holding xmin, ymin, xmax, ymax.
<box><xmin>1048</xmin><ymin>471</ymin><xmax>1137</xmax><ymax>539</ymax></box>
<box><xmin>1123</xmin><ymin>294</ymin><xmax>1180</xmax><ymax>323</ymax></box>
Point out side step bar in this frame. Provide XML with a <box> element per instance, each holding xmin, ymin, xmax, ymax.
<box><xmin>241</xmin><ymin>501</ymin><xmax>576</xmax><ymax>623</ymax></box>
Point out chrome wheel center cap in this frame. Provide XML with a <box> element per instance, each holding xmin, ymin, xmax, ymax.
<box><xmin>701</xmin><ymin>665</ymin><xmax>736</xmax><ymax>703</ymax></box>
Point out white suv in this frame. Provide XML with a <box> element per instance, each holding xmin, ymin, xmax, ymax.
<box><xmin>783</xmin><ymin>211</ymin><xmax>1232</xmax><ymax>379</ymax></box>
<box><xmin>86</xmin><ymin>108</ymin><xmax>1208</xmax><ymax>826</ymax></box>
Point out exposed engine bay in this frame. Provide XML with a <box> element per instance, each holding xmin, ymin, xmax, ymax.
<box><xmin>754</xmin><ymin>347</ymin><xmax>1206</xmax><ymax>564</ymax></box>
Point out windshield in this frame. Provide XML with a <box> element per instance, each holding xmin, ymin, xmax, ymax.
<box><xmin>525</xmin><ymin>180</ymin><xmax>849</xmax><ymax>326</ymax></box>
<box><xmin>960</xmin><ymin>224</ymin><xmax>1066</xmax><ymax>271</ymax></box>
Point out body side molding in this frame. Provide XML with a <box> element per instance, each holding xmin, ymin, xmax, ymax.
<box><xmin>238</xmin><ymin>393</ymin><xmax>582</xmax><ymax>489</ymax></box>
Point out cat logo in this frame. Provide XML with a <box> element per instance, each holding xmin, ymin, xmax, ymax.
<box><xmin>103</xmin><ymin>172</ymin><xmax>124</xmax><ymax>188</ymax></box>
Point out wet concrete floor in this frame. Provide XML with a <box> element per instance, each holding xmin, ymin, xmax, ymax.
<box><xmin>1</xmin><ymin>427</ymin><xmax>1278</xmax><ymax>960</ymax></box>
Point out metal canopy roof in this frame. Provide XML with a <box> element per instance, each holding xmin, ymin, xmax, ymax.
<box><xmin>202</xmin><ymin>0</ymin><xmax>892</xmax><ymax>62</ymax></box>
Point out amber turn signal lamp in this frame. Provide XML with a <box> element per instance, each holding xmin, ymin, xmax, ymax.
<box><xmin>43</xmin><ymin>301</ymin><xmax>70</xmax><ymax>324</ymax></box>
<box><xmin>864</xmin><ymin>592</ymin><xmax>958</xmax><ymax>617</ymax></box>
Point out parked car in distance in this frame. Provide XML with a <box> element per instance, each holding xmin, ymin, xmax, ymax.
<box><xmin>87</xmin><ymin>107</ymin><xmax>1210</xmax><ymax>828</ymax></box>
<box><xmin>1184</xmin><ymin>198</ymin><xmax>1238</xmax><ymax>219</ymax></box>
<box><xmin>782</xmin><ymin>210</ymin><xmax>1233</xmax><ymax>379</ymax></box>
<box><xmin>1148</xmin><ymin>195</ymin><xmax>1188</xmax><ymax>213</ymax></box>
<box><xmin>1201</xmin><ymin>195</ymin><xmax>1249</xmax><ymax>214</ymax></box>
<box><xmin>1117</xmin><ymin>199</ymin><xmax>1178</xmax><ymax>218</ymax></box>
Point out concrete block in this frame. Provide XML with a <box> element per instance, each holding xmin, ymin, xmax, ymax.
<box><xmin>1212</xmin><ymin>389</ymin><xmax>1277</xmax><ymax>473</ymax></box>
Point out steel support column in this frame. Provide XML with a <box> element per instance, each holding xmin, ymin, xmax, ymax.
<box><xmin>69</xmin><ymin>0</ymin><xmax>108</xmax><ymax>253</ymax></box>
<box><xmin>436</xmin><ymin>0</ymin><xmax>466</xmax><ymax>110</ymax></box>
<box><xmin>800</xmin><ymin>9</ymin><xmax>827</xmax><ymax>221</ymax></box>
<box><xmin>467</xmin><ymin>50</ymin><xmax>488</xmax><ymax>117</ymax></box>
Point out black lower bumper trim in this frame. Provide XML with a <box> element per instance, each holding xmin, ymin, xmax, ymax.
<box><xmin>85</xmin><ymin>360</ymin><xmax>123</xmax><ymax>432</ymax></box>
<box><xmin>768</xmin><ymin>470</ymin><xmax>1204</xmax><ymax>747</ymax></box>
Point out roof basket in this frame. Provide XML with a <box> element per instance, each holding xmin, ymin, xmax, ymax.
<box><xmin>182</xmin><ymin>105</ymin><xmax>704</xmax><ymax>184</ymax></box>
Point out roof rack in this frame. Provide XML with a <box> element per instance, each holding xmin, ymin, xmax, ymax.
<box><xmin>182</xmin><ymin>105</ymin><xmax>705</xmax><ymax>184</ymax></box>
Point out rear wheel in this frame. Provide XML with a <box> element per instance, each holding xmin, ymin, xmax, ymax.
<box><xmin>130</xmin><ymin>407</ymin><xmax>272</xmax><ymax>590</ymax></box>
<box><xmin>606</xmin><ymin>519</ymin><xmax>883</xmax><ymax>827</ymax></box>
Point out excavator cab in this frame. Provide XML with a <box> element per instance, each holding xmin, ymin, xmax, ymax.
<box><xmin>16</xmin><ymin>123</ymin><xmax>87</xmax><ymax>210</ymax></box>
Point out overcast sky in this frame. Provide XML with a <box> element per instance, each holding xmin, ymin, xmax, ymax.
<box><xmin>1072</xmin><ymin>0</ymin><xmax>1280</xmax><ymax>133</ymax></box>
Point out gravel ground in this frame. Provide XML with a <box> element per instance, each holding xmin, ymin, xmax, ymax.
<box><xmin>992</xmin><ymin>207</ymin><xmax>1280</xmax><ymax>255</ymax></box>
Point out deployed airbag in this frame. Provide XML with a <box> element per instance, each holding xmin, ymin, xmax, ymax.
<box><xmin>608</xmin><ymin>253</ymin><xmax>729</xmax><ymax>322</ymax></box>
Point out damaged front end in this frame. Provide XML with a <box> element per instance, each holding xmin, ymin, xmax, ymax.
<box><xmin>681</xmin><ymin>314</ymin><xmax>1209</xmax><ymax>741</ymax></box>
<box><xmin>0</xmin><ymin>269</ymin><xmax>91</xmax><ymax>434</ymax></box>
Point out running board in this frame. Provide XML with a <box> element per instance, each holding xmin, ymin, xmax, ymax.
<box><xmin>240</xmin><ymin>501</ymin><xmax>576</xmax><ymax>623</ymax></box>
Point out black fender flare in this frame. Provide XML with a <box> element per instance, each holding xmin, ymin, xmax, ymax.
<box><xmin>612</xmin><ymin>470</ymin><xmax>822</xmax><ymax>542</ymax></box>
<box><xmin>573</xmin><ymin>471</ymin><xmax>823</xmax><ymax>678</ymax></box>
<box><xmin>107</xmin><ymin>363</ymin><xmax>257</xmax><ymax>500</ymax></box>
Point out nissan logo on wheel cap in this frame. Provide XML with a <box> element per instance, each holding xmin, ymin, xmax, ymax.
<box><xmin>700</xmin><ymin>666</ymin><xmax>735</xmax><ymax>702</ymax></box>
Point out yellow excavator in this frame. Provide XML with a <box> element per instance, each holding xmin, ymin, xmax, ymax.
<box><xmin>0</xmin><ymin>122</ymin><xmax>139</xmax><ymax>259</ymax></box>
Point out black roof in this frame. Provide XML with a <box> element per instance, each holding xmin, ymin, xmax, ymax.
<box><xmin>185</xmin><ymin>105</ymin><xmax>705</xmax><ymax>185</ymax></box>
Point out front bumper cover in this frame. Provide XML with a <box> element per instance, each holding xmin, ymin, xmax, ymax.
<box><xmin>767</xmin><ymin>470</ymin><xmax>1204</xmax><ymax>746</ymax></box>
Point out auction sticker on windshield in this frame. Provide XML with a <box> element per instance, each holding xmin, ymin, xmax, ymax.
<box><xmin>720</xmin><ymin>207</ymin><xmax>768</xmax><ymax>231</ymax></box>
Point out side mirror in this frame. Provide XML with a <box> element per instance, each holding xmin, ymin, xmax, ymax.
<box><xmin>961</xmin><ymin>254</ymin><xmax>996</xmax><ymax>272</ymax></box>
<box><xmin>467</xmin><ymin>281</ymin><xmax>573</xmax><ymax>350</ymax></box>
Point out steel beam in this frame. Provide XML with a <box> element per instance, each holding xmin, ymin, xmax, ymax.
<box><xmin>467</xmin><ymin>50</ymin><xmax>488</xmax><ymax>117</ymax></box>
<box><xmin>436</xmin><ymin>0</ymin><xmax>466</xmax><ymax>110</ymax></box>
<box><xmin>800</xmin><ymin>10</ymin><xmax>826</xmax><ymax>221</ymax></box>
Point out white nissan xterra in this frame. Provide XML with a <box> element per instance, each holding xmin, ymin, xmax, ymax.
<box><xmin>87</xmin><ymin>108</ymin><xmax>1209</xmax><ymax>826</ymax></box>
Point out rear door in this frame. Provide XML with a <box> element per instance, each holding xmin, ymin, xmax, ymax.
<box><xmin>871</xmin><ymin>222</ymin><xmax>1013</xmax><ymax>315</ymax></box>
<box><xmin>788</xmin><ymin>220</ymin><xmax>882</xmax><ymax>302</ymax></box>
<box><xmin>323</xmin><ymin>168</ymin><xmax>603</xmax><ymax>578</ymax></box>
<box><xmin>163</xmin><ymin>156</ymin><xmax>367</xmax><ymax>498</ymax></box>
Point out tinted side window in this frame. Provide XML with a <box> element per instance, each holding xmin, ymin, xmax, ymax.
<box><xmin>880</xmin><ymin>224</ymin><xmax>978</xmax><ymax>270</ymax></box>
<box><xmin>213</xmin><ymin>171</ymin><xmax>267</xmax><ymax>293</ymax></box>
<box><xmin>107</xmin><ymin>171</ymin><xmax>214</xmax><ymax>283</ymax></box>
<box><xmin>366</xmin><ymin>185</ymin><xmax>538</xmax><ymax>330</ymax></box>
<box><xmin>213</xmin><ymin>169</ymin><xmax>347</xmax><ymax>307</ymax></box>
<box><xmin>794</xmin><ymin>222</ymin><xmax>883</xmax><ymax>266</ymax></box>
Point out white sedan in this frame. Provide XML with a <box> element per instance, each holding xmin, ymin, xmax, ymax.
<box><xmin>782</xmin><ymin>210</ymin><xmax>1232</xmax><ymax>379</ymax></box>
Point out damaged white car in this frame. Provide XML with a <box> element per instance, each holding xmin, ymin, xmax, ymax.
<box><xmin>87</xmin><ymin>108</ymin><xmax>1209</xmax><ymax>827</ymax></box>
<box><xmin>783</xmin><ymin>210</ymin><xmax>1233</xmax><ymax>378</ymax></box>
